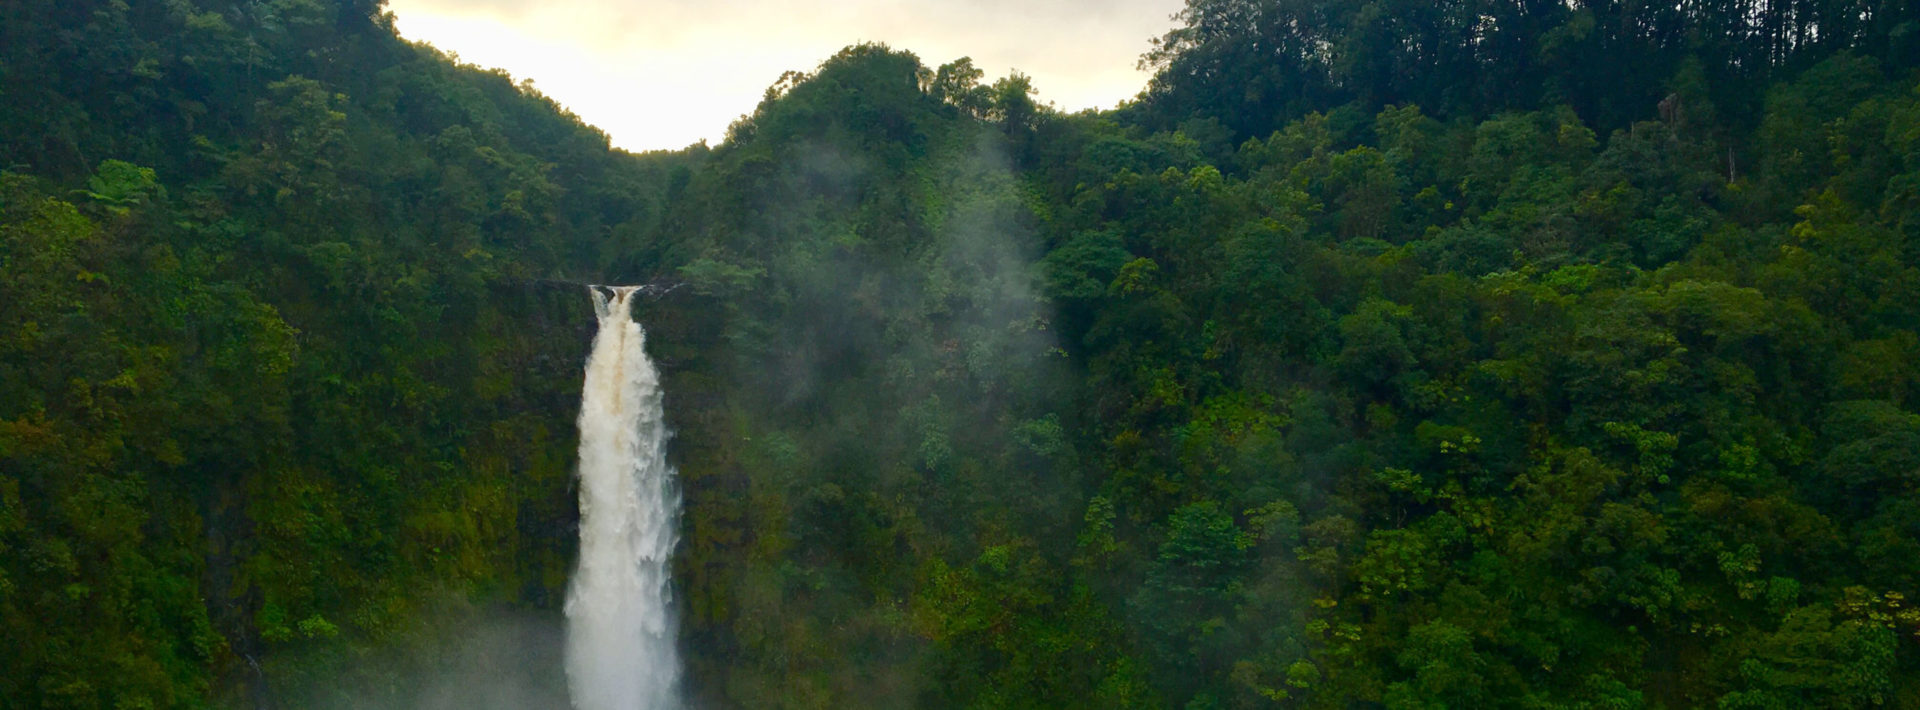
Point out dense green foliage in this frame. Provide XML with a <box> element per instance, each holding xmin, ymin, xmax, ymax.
<box><xmin>0</xmin><ymin>1</ymin><xmax>688</xmax><ymax>704</ymax></box>
<box><xmin>4</xmin><ymin>0</ymin><xmax>1920</xmax><ymax>708</ymax></box>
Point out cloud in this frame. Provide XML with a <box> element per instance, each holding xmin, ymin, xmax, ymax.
<box><xmin>386</xmin><ymin>0</ymin><xmax>1186</xmax><ymax>151</ymax></box>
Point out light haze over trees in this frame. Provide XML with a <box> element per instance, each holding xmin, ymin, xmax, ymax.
<box><xmin>2</xmin><ymin>0</ymin><xmax>1919</xmax><ymax>707</ymax></box>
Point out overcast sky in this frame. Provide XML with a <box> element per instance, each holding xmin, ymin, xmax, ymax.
<box><xmin>384</xmin><ymin>0</ymin><xmax>1187</xmax><ymax>152</ymax></box>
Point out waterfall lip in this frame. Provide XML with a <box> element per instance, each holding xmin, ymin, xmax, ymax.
<box><xmin>588</xmin><ymin>282</ymin><xmax>682</xmax><ymax>301</ymax></box>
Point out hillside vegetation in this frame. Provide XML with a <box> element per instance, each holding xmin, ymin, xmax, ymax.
<box><xmin>3</xmin><ymin>0</ymin><xmax>1919</xmax><ymax>707</ymax></box>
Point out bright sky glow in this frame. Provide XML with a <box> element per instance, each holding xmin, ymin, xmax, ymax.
<box><xmin>385</xmin><ymin>0</ymin><xmax>1187</xmax><ymax>152</ymax></box>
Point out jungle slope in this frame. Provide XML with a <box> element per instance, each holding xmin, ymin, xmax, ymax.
<box><xmin>4</xmin><ymin>0</ymin><xmax>1920</xmax><ymax>708</ymax></box>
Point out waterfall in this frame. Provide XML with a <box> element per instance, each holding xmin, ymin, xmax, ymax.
<box><xmin>565</xmin><ymin>285</ymin><xmax>682</xmax><ymax>710</ymax></box>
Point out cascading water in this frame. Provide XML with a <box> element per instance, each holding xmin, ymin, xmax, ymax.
<box><xmin>565</xmin><ymin>285</ymin><xmax>682</xmax><ymax>710</ymax></box>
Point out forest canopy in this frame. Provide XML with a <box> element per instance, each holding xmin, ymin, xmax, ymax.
<box><xmin>2</xmin><ymin>0</ymin><xmax>1919</xmax><ymax>708</ymax></box>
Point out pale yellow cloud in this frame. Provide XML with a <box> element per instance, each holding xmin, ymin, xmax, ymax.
<box><xmin>386</xmin><ymin>0</ymin><xmax>1185</xmax><ymax>151</ymax></box>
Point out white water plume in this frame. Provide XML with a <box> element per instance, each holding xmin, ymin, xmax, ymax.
<box><xmin>565</xmin><ymin>285</ymin><xmax>682</xmax><ymax>710</ymax></box>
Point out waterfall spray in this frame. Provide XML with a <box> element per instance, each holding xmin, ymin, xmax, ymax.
<box><xmin>565</xmin><ymin>285</ymin><xmax>681</xmax><ymax>710</ymax></box>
